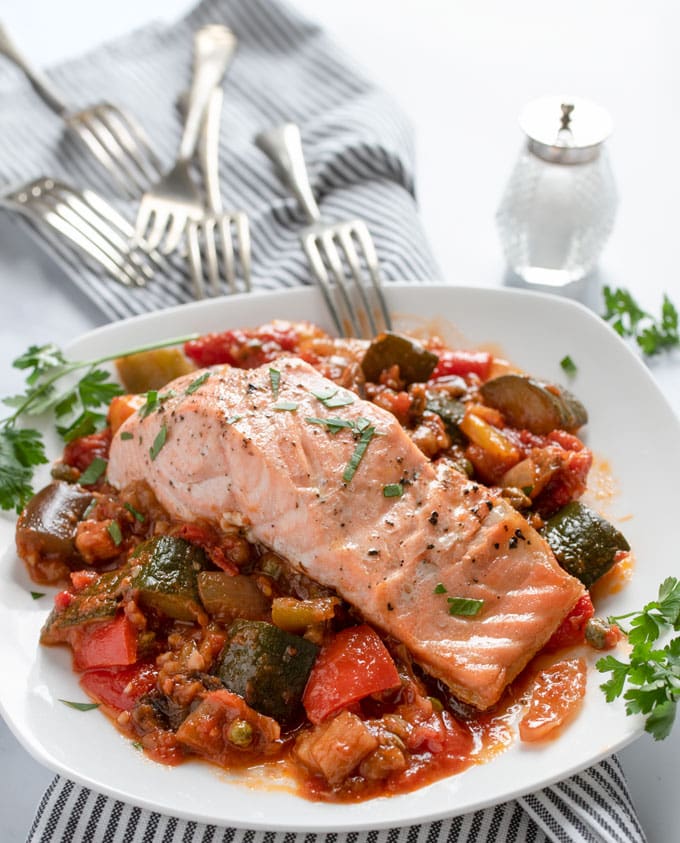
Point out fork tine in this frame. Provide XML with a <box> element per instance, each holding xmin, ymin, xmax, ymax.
<box><xmin>162</xmin><ymin>212</ymin><xmax>188</xmax><ymax>256</ymax></box>
<box><xmin>217</xmin><ymin>217</ymin><xmax>236</xmax><ymax>294</ymax></box>
<box><xmin>351</xmin><ymin>223</ymin><xmax>392</xmax><ymax>332</ymax></box>
<box><xmin>337</xmin><ymin>226</ymin><xmax>380</xmax><ymax>337</ymax></box>
<box><xmin>141</xmin><ymin>206</ymin><xmax>172</xmax><ymax>252</ymax></box>
<box><xmin>302</xmin><ymin>234</ymin><xmax>344</xmax><ymax>336</ymax></box>
<box><xmin>85</xmin><ymin>108</ymin><xmax>156</xmax><ymax>196</ymax></box>
<box><xmin>203</xmin><ymin>218</ymin><xmax>222</xmax><ymax>296</ymax></box>
<box><xmin>70</xmin><ymin>114</ymin><xmax>144</xmax><ymax>200</ymax></box>
<box><xmin>233</xmin><ymin>212</ymin><xmax>252</xmax><ymax>292</ymax></box>
<box><xmin>318</xmin><ymin>231</ymin><xmax>363</xmax><ymax>338</ymax></box>
<box><xmin>186</xmin><ymin>220</ymin><xmax>206</xmax><ymax>299</ymax></box>
<box><xmin>98</xmin><ymin>105</ymin><xmax>163</xmax><ymax>180</ymax></box>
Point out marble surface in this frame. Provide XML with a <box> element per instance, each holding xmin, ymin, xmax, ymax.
<box><xmin>0</xmin><ymin>1</ymin><xmax>678</xmax><ymax>841</ymax></box>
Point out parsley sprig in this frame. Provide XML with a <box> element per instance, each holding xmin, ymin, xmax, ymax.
<box><xmin>597</xmin><ymin>577</ymin><xmax>680</xmax><ymax>740</ymax></box>
<box><xmin>1</xmin><ymin>334</ymin><xmax>197</xmax><ymax>512</ymax></box>
<box><xmin>602</xmin><ymin>287</ymin><xmax>679</xmax><ymax>356</ymax></box>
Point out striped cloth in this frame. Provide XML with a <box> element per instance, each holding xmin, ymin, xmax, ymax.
<box><xmin>0</xmin><ymin>1</ymin><xmax>646</xmax><ymax>841</ymax></box>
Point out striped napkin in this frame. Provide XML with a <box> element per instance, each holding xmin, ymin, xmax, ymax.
<box><xmin>0</xmin><ymin>1</ymin><xmax>647</xmax><ymax>841</ymax></box>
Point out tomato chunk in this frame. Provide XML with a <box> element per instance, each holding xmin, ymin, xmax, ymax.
<box><xmin>80</xmin><ymin>661</ymin><xmax>158</xmax><ymax>711</ymax></box>
<box><xmin>184</xmin><ymin>323</ymin><xmax>299</xmax><ymax>368</ymax></box>
<box><xmin>431</xmin><ymin>350</ymin><xmax>492</xmax><ymax>381</ymax></box>
<box><xmin>543</xmin><ymin>593</ymin><xmax>594</xmax><ymax>652</ymax></box>
<box><xmin>303</xmin><ymin>625</ymin><xmax>400</xmax><ymax>725</ymax></box>
<box><xmin>63</xmin><ymin>429</ymin><xmax>112</xmax><ymax>473</ymax></box>
<box><xmin>71</xmin><ymin>614</ymin><xmax>138</xmax><ymax>671</ymax></box>
<box><xmin>519</xmin><ymin>658</ymin><xmax>587</xmax><ymax>741</ymax></box>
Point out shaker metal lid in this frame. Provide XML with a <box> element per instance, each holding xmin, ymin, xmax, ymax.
<box><xmin>519</xmin><ymin>96</ymin><xmax>613</xmax><ymax>164</ymax></box>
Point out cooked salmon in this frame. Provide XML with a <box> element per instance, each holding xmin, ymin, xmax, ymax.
<box><xmin>107</xmin><ymin>357</ymin><xmax>584</xmax><ymax>709</ymax></box>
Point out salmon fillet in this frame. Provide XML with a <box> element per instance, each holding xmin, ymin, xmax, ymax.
<box><xmin>108</xmin><ymin>357</ymin><xmax>584</xmax><ymax>709</ymax></box>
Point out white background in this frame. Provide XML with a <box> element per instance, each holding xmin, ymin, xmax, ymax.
<box><xmin>0</xmin><ymin>1</ymin><xmax>678</xmax><ymax>840</ymax></box>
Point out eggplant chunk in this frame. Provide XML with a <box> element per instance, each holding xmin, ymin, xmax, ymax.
<box><xmin>480</xmin><ymin>374</ymin><xmax>588</xmax><ymax>434</ymax></box>
<box><xmin>198</xmin><ymin>572</ymin><xmax>270</xmax><ymax>622</ymax></box>
<box><xmin>16</xmin><ymin>481</ymin><xmax>95</xmax><ymax>583</ymax></box>
<box><xmin>541</xmin><ymin>501</ymin><xmax>630</xmax><ymax>587</ymax></box>
<box><xmin>361</xmin><ymin>332</ymin><xmax>438</xmax><ymax>385</ymax></box>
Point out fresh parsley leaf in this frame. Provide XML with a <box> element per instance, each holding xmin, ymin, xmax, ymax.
<box><xmin>383</xmin><ymin>483</ymin><xmax>404</xmax><ymax>498</ymax></box>
<box><xmin>30</xmin><ymin>591</ymin><xmax>46</xmax><ymax>600</ymax></box>
<box><xmin>57</xmin><ymin>409</ymin><xmax>106</xmax><ymax>443</ymax></box>
<box><xmin>139</xmin><ymin>390</ymin><xmax>159</xmax><ymax>418</ymax></box>
<box><xmin>312</xmin><ymin>388</ymin><xmax>355</xmax><ymax>409</ymax></box>
<box><xmin>560</xmin><ymin>355</ymin><xmax>577</xmax><ymax>376</ymax></box>
<box><xmin>306</xmin><ymin>416</ymin><xmax>355</xmax><ymax>434</ymax></box>
<box><xmin>447</xmin><ymin>596</ymin><xmax>484</xmax><ymax>617</ymax></box>
<box><xmin>602</xmin><ymin>287</ymin><xmax>679</xmax><ymax>356</ymax></box>
<box><xmin>149</xmin><ymin>425</ymin><xmax>168</xmax><ymax>461</ymax></box>
<box><xmin>120</xmin><ymin>431</ymin><xmax>133</xmax><ymax>441</ymax></box>
<box><xmin>185</xmin><ymin>372</ymin><xmax>210</xmax><ymax>395</ymax></box>
<box><xmin>0</xmin><ymin>427</ymin><xmax>48</xmax><ymax>511</ymax></box>
<box><xmin>13</xmin><ymin>344</ymin><xmax>67</xmax><ymax>380</ymax></box>
<box><xmin>343</xmin><ymin>425</ymin><xmax>375</xmax><ymax>483</ymax></box>
<box><xmin>107</xmin><ymin>521</ymin><xmax>123</xmax><ymax>546</ymax></box>
<box><xmin>81</xmin><ymin>498</ymin><xmax>97</xmax><ymax>520</ymax></box>
<box><xmin>434</xmin><ymin>583</ymin><xmax>447</xmax><ymax>594</ymax></box>
<box><xmin>78</xmin><ymin>456</ymin><xmax>108</xmax><ymax>486</ymax></box>
<box><xmin>124</xmin><ymin>502</ymin><xmax>145</xmax><ymax>523</ymax></box>
<box><xmin>269</xmin><ymin>368</ymin><xmax>281</xmax><ymax>399</ymax></box>
<box><xmin>272</xmin><ymin>401</ymin><xmax>298</xmax><ymax>412</ymax></box>
<box><xmin>59</xmin><ymin>699</ymin><xmax>100</xmax><ymax>712</ymax></box>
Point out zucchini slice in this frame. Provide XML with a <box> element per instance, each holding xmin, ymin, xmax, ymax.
<box><xmin>361</xmin><ymin>332</ymin><xmax>438</xmax><ymax>385</ymax></box>
<box><xmin>480</xmin><ymin>374</ymin><xmax>587</xmax><ymax>434</ymax></box>
<box><xmin>217</xmin><ymin>619</ymin><xmax>319</xmax><ymax>723</ymax></box>
<box><xmin>131</xmin><ymin>535</ymin><xmax>206</xmax><ymax>621</ymax></box>
<box><xmin>541</xmin><ymin>501</ymin><xmax>630</xmax><ymax>587</ymax></box>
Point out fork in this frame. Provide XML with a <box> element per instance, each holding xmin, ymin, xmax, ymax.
<box><xmin>135</xmin><ymin>25</ymin><xmax>236</xmax><ymax>255</ymax></box>
<box><xmin>255</xmin><ymin>122</ymin><xmax>392</xmax><ymax>338</ymax></box>
<box><xmin>0</xmin><ymin>23</ymin><xmax>162</xmax><ymax>199</ymax></box>
<box><xmin>186</xmin><ymin>87</ymin><xmax>251</xmax><ymax>298</ymax></box>
<box><xmin>2</xmin><ymin>177</ymin><xmax>162</xmax><ymax>287</ymax></box>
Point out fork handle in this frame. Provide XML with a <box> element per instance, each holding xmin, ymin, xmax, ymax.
<box><xmin>178</xmin><ymin>25</ymin><xmax>236</xmax><ymax>163</ymax></box>
<box><xmin>0</xmin><ymin>23</ymin><xmax>69</xmax><ymax>116</ymax></box>
<box><xmin>255</xmin><ymin>123</ymin><xmax>321</xmax><ymax>224</ymax></box>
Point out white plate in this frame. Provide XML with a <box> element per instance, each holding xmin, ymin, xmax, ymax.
<box><xmin>1</xmin><ymin>283</ymin><xmax>677</xmax><ymax>831</ymax></box>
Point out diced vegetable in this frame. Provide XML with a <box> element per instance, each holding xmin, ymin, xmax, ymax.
<box><xmin>197</xmin><ymin>571</ymin><xmax>270</xmax><ymax>622</ymax></box>
<box><xmin>361</xmin><ymin>332</ymin><xmax>439</xmax><ymax>385</ymax></box>
<box><xmin>430</xmin><ymin>349</ymin><xmax>492</xmax><ymax>381</ymax></box>
<box><xmin>15</xmin><ymin>482</ymin><xmax>94</xmax><ymax>582</ymax></box>
<box><xmin>295</xmin><ymin>709</ymin><xmax>379</xmax><ymax>785</ymax></box>
<box><xmin>459</xmin><ymin>412</ymin><xmax>521</xmax><ymax>463</ymax></box>
<box><xmin>217</xmin><ymin>620</ymin><xmax>319</xmax><ymax>724</ymax></box>
<box><xmin>424</xmin><ymin>392</ymin><xmax>466</xmax><ymax>440</ymax></box>
<box><xmin>543</xmin><ymin>593</ymin><xmax>594</xmax><ymax>651</ymax></box>
<box><xmin>303</xmin><ymin>624</ymin><xmax>400</xmax><ymax>725</ymax></box>
<box><xmin>480</xmin><ymin>374</ymin><xmax>588</xmax><ymax>434</ymax></box>
<box><xmin>71</xmin><ymin>614</ymin><xmax>138</xmax><ymax>671</ymax></box>
<box><xmin>519</xmin><ymin>658</ymin><xmax>587</xmax><ymax>741</ymax></box>
<box><xmin>115</xmin><ymin>348</ymin><xmax>195</xmax><ymax>394</ymax></box>
<box><xmin>108</xmin><ymin>394</ymin><xmax>145</xmax><ymax>434</ymax></box>
<box><xmin>541</xmin><ymin>501</ymin><xmax>630</xmax><ymax>587</ymax></box>
<box><xmin>131</xmin><ymin>536</ymin><xmax>206</xmax><ymax>621</ymax></box>
<box><xmin>80</xmin><ymin>661</ymin><xmax>158</xmax><ymax>711</ymax></box>
<box><xmin>271</xmin><ymin>597</ymin><xmax>339</xmax><ymax>633</ymax></box>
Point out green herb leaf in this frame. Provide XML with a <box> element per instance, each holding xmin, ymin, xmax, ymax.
<box><xmin>149</xmin><ymin>425</ymin><xmax>167</xmax><ymax>461</ymax></box>
<box><xmin>434</xmin><ymin>583</ymin><xmax>447</xmax><ymax>594</ymax></box>
<box><xmin>306</xmin><ymin>416</ymin><xmax>356</xmax><ymax>434</ymax></box>
<box><xmin>78</xmin><ymin>456</ymin><xmax>107</xmax><ymax>486</ymax></box>
<box><xmin>123</xmin><ymin>502</ymin><xmax>145</xmax><ymax>523</ymax></box>
<box><xmin>383</xmin><ymin>483</ymin><xmax>404</xmax><ymax>498</ymax></box>
<box><xmin>560</xmin><ymin>355</ymin><xmax>577</xmax><ymax>376</ymax></box>
<box><xmin>447</xmin><ymin>596</ymin><xmax>484</xmax><ymax>617</ymax></box>
<box><xmin>107</xmin><ymin>521</ymin><xmax>123</xmax><ymax>546</ymax></box>
<box><xmin>602</xmin><ymin>287</ymin><xmax>679</xmax><ymax>356</ymax></box>
<box><xmin>185</xmin><ymin>372</ymin><xmax>210</xmax><ymax>395</ymax></box>
<box><xmin>0</xmin><ymin>427</ymin><xmax>48</xmax><ymax>512</ymax></box>
<box><xmin>312</xmin><ymin>388</ymin><xmax>355</xmax><ymax>409</ymax></box>
<box><xmin>272</xmin><ymin>401</ymin><xmax>298</xmax><ymax>412</ymax></box>
<box><xmin>59</xmin><ymin>699</ymin><xmax>100</xmax><ymax>711</ymax></box>
<box><xmin>343</xmin><ymin>425</ymin><xmax>375</xmax><ymax>483</ymax></box>
<box><xmin>120</xmin><ymin>431</ymin><xmax>133</xmax><ymax>441</ymax></box>
<box><xmin>139</xmin><ymin>390</ymin><xmax>159</xmax><ymax>418</ymax></box>
<box><xmin>81</xmin><ymin>498</ymin><xmax>97</xmax><ymax>520</ymax></box>
<box><xmin>30</xmin><ymin>591</ymin><xmax>46</xmax><ymax>600</ymax></box>
<box><xmin>269</xmin><ymin>368</ymin><xmax>281</xmax><ymax>399</ymax></box>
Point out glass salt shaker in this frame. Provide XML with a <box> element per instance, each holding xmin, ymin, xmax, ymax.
<box><xmin>496</xmin><ymin>96</ymin><xmax>617</xmax><ymax>287</ymax></box>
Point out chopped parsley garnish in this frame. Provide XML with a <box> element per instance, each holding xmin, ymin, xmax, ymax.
<box><xmin>269</xmin><ymin>367</ymin><xmax>281</xmax><ymax>398</ymax></box>
<box><xmin>306</xmin><ymin>417</ymin><xmax>356</xmax><ymax>434</ymax></box>
<box><xmin>139</xmin><ymin>389</ymin><xmax>159</xmax><ymax>418</ymax></box>
<box><xmin>124</xmin><ymin>502</ymin><xmax>145</xmax><ymax>523</ymax></box>
<box><xmin>597</xmin><ymin>576</ymin><xmax>680</xmax><ymax>740</ymax></box>
<box><xmin>81</xmin><ymin>498</ymin><xmax>96</xmax><ymax>520</ymax></box>
<box><xmin>30</xmin><ymin>591</ymin><xmax>46</xmax><ymax>600</ymax></box>
<box><xmin>185</xmin><ymin>372</ymin><xmax>210</xmax><ymax>394</ymax></box>
<box><xmin>59</xmin><ymin>699</ymin><xmax>100</xmax><ymax>711</ymax></box>
<box><xmin>343</xmin><ymin>425</ymin><xmax>375</xmax><ymax>483</ymax></box>
<box><xmin>107</xmin><ymin>521</ymin><xmax>123</xmax><ymax>546</ymax></box>
<box><xmin>120</xmin><ymin>431</ymin><xmax>133</xmax><ymax>440</ymax></box>
<box><xmin>312</xmin><ymin>388</ymin><xmax>355</xmax><ymax>409</ymax></box>
<box><xmin>447</xmin><ymin>596</ymin><xmax>484</xmax><ymax>617</ymax></box>
<box><xmin>602</xmin><ymin>287</ymin><xmax>679</xmax><ymax>356</ymax></box>
<box><xmin>78</xmin><ymin>456</ymin><xmax>107</xmax><ymax>486</ymax></box>
<box><xmin>149</xmin><ymin>425</ymin><xmax>167</xmax><ymax>461</ymax></box>
<box><xmin>272</xmin><ymin>401</ymin><xmax>298</xmax><ymax>412</ymax></box>
<box><xmin>383</xmin><ymin>483</ymin><xmax>404</xmax><ymax>498</ymax></box>
<box><xmin>560</xmin><ymin>355</ymin><xmax>577</xmax><ymax>376</ymax></box>
<box><xmin>434</xmin><ymin>583</ymin><xmax>447</xmax><ymax>594</ymax></box>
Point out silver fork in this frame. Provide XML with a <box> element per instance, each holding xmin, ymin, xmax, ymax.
<box><xmin>135</xmin><ymin>25</ymin><xmax>236</xmax><ymax>255</ymax></box>
<box><xmin>255</xmin><ymin>122</ymin><xmax>392</xmax><ymax>338</ymax></box>
<box><xmin>2</xmin><ymin>177</ymin><xmax>163</xmax><ymax>287</ymax></box>
<box><xmin>186</xmin><ymin>87</ymin><xmax>251</xmax><ymax>298</ymax></box>
<box><xmin>0</xmin><ymin>22</ymin><xmax>162</xmax><ymax>199</ymax></box>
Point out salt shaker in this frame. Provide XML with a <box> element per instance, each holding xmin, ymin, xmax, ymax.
<box><xmin>496</xmin><ymin>96</ymin><xmax>617</xmax><ymax>287</ymax></box>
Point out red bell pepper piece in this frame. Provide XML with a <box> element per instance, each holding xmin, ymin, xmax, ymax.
<box><xmin>80</xmin><ymin>661</ymin><xmax>158</xmax><ymax>711</ymax></box>
<box><xmin>71</xmin><ymin>614</ymin><xmax>138</xmax><ymax>672</ymax></box>
<box><xmin>303</xmin><ymin>625</ymin><xmax>400</xmax><ymax>725</ymax></box>
<box><xmin>543</xmin><ymin>593</ymin><xmax>594</xmax><ymax>652</ymax></box>
<box><xmin>430</xmin><ymin>349</ymin><xmax>492</xmax><ymax>381</ymax></box>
